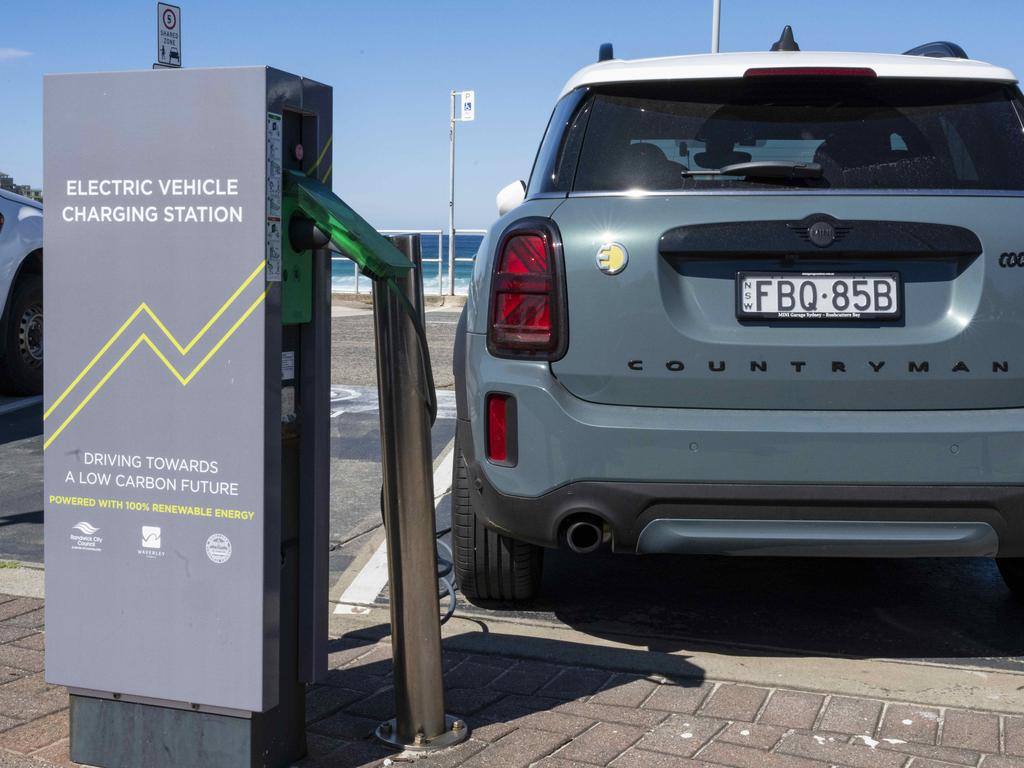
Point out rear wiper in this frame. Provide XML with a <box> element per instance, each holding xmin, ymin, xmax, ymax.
<box><xmin>681</xmin><ymin>161</ymin><xmax>823</xmax><ymax>180</ymax></box>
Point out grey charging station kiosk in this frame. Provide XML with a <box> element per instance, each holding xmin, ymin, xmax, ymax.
<box><xmin>43</xmin><ymin>67</ymin><xmax>334</xmax><ymax>767</ymax></box>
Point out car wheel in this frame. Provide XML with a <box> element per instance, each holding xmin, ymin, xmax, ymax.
<box><xmin>452</xmin><ymin>434</ymin><xmax>543</xmax><ymax>602</ymax></box>
<box><xmin>997</xmin><ymin>559</ymin><xmax>1024</xmax><ymax>601</ymax></box>
<box><xmin>0</xmin><ymin>275</ymin><xmax>43</xmax><ymax>396</ymax></box>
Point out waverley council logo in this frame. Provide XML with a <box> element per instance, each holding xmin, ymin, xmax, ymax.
<box><xmin>138</xmin><ymin>526</ymin><xmax>166</xmax><ymax>559</ymax></box>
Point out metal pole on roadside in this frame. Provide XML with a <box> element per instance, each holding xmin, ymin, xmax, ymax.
<box><xmin>437</xmin><ymin>232</ymin><xmax>444</xmax><ymax>297</ymax></box>
<box><xmin>372</xmin><ymin>235</ymin><xmax>468</xmax><ymax>752</ymax></box>
<box><xmin>448</xmin><ymin>91</ymin><xmax>457</xmax><ymax>297</ymax></box>
<box><xmin>711</xmin><ymin>0</ymin><xmax>722</xmax><ymax>53</ymax></box>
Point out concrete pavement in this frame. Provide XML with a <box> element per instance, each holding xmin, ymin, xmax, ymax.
<box><xmin>0</xmin><ymin>585</ymin><xmax>1023</xmax><ymax>767</ymax></box>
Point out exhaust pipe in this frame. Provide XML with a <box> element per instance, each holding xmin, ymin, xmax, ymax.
<box><xmin>565</xmin><ymin>520</ymin><xmax>603</xmax><ymax>554</ymax></box>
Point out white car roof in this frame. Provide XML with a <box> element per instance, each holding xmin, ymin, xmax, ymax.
<box><xmin>559</xmin><ymin>50</ymin><xmax>1018</xmax><ymax>97</ymax></box>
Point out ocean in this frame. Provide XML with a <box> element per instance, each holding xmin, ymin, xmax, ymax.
<box><xmin>331</xmin><ymin>233</ymin><xmax>483</xmax><ymax>296</ymax></box>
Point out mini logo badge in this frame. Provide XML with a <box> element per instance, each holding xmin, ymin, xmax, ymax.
<box><xmin>807</xmin><ymin>221</ymin><xmax>837</xmax><ymax>247</ymax></box>
<box><xmin>141</xmin><ymin>526</ymin><xmax>162</xmax><ymax>549</ymax></box>
<box><xmin>596</xmin><ymin>242</ymin><xmax>628</xmax><ymax>275</ymax></box>
<box><xmin>70</xmin><ymin>522</ymin><xmax>103</xmax><ymax>552</ymax></box>
<box><xmin>205</xmin><ymin>533</ymin><xmax>232</xmax><ymax>564</ymax></box>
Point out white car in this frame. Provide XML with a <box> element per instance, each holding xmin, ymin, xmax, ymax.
<box><xmin>0</xmin><ymin>189</ymin><xmax>43</xmax><ymax>395</ymax></box>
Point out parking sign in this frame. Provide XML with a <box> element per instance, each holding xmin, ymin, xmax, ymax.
<box><xmin>459</xmin><ymin>90</ymin><xmax>475</xmax><ymax>121</ymax></box>
<box><xmin>157</xmin><ymin>3</ymin><xmax>181</xmax><ymax>68</ymax></box>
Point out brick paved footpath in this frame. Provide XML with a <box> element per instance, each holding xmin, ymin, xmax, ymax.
<box><xmin>0</xmin><ymin>594</ymin><xmax>1022</xmax><ymax>768</ymax></box>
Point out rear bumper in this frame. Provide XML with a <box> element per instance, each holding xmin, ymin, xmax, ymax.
<box><xmin>459</xmin><ymin>419</ymin><xmax>1022</xmax><ymax>557</ymax></box>
<box><xmin>457</xmin><ymin>331</ymin><xmax>1024</xmax><ymax>557</ymax></box>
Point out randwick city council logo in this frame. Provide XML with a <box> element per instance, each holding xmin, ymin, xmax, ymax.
<box><xmin>70</xmin><ymin>522</ymin><xmax>103</xmax><ymax>552</ymax></box>
<box><xmin>596</xmin><ymin>242</ymin><xmax>628</xmax><ymax>275</ymax></box>
<box><xmin>205</xmin><ymin>533</ymin><xmax>232</xmax><ymax>564</ymax></box>
<box><xmin>138</xmin><ymin>526</ymin><xmax>165</xmax><ymax>559</ymax></box>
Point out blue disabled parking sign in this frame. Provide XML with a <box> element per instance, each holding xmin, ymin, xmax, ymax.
<box><xmin>459</xmin><ymin>90</ymin><xmax>475</xmax><ymax>121</ymax></box>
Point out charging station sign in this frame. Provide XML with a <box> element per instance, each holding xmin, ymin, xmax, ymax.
<box><xmin>157</xmin><ymin>3</ymin><xmax>181</xmax><ymax>68</ymax></box>
<box><xmin>44</xmin><ymin>68</ymin><xmax>274</xmax><ymax>712</ymax></box>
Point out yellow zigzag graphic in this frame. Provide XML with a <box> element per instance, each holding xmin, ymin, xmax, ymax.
<box><xmin>44</xmin><ymin>262</ymin><xmax>267</xmax><ymax>451</ymax></box>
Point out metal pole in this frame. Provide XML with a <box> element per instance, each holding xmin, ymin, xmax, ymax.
<box><xmin>437</xmin><ymin>232</ymin><xmax>443</xmax><ymax>297</ymax></box>
<box><xmin>448</xmin><ymin>91</ymin><xmax>457</xmax><ymax>297</ymax></box>
<box><xmin>372</xmin><ymin>235</ymin><xmax>468</xmax><ymax>752</ymax></box>
<box><xmin>711</xmin><ymin>0</ymin><xmax>722</xmax><ymax>53</ymax></box>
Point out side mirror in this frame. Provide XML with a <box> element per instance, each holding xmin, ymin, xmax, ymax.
<box><xmin>496</xmin><ymin>180</ymin><xmax>527</xmax><ymax>216</ymax></box>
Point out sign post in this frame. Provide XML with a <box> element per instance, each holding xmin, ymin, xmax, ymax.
<box><xmin>447</xmin><ymin>89</ymin><xmax>474</xmax><ymax>296</ymax></box>
<box><xmin>156</xmin><ymin>3</ymin><xmax>182</xmax><ymax>68</ymax></box>
<box><xmin>711</xmin><ymin>0</ymin><xmax>722</xmax><ymax>53</ymax></box>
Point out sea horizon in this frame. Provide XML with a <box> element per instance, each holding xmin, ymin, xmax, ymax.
<box><xmin>332</xmin><ymin>233</ymin><xmax>483</xmax><ymax>296</ymax></box>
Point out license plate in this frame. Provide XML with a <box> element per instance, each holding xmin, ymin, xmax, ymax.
<box><xmin>736</xmin><ymin>272</ymin><xmax>901</xmax><ymax>320</ymax></box>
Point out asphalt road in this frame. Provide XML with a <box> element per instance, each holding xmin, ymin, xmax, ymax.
<box><xmin>3</xmin><ymin>305</ymin><xmax>1024</xmax><ymax>673</ymax></box>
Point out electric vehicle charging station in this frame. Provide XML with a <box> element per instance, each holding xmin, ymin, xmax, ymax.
<box><xmin>43</xmin><ymin>66</ymin><xmax>465</xmax><ymax>767</ymax></box>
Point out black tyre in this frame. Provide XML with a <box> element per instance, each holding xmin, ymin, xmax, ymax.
<box><xmin>997</xmin><ymin>559</ymin><xmax>1024</xmax><ymax>601</ymax></box>
<box><xmin>452</xmin><ymin>435</ymin><xmax>543</xmax><ymax>602</ymax></box>
<box><xmin>0</xmin><ymin>275</ymin><xmax>43</xmax><ymax>396</ymax></box>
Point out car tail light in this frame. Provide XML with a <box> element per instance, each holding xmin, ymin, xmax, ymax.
<box><xmin>744</xmin><ymin>67</ymin><xmax>877</xmax><ymax>78</ymax></box>
<box><xmin>487</xmin><ymin>394</ymin><xmax>509</xmax><ymax>462</ymax></box>
<box><xmin>486</xmin><ymin>393</ymin><xmax>516</xmax><ymax>465</ymax></box>
<box><xmin>488</xmin><ymin>220</ymin><xmax>566</xmax><ymax>359</ymax></box>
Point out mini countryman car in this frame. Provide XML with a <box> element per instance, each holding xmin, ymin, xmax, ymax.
<box><xmin>0</xmin><ymin>188</ymin><xmax>43</xmax><ymax>395</ymax></box>
<box><xmin>452</xmin><ymin>31</ymin><xmax>1024</xmax><ymax>601</ymax></box>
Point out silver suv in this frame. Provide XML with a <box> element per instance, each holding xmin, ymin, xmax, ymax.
<box><xmin>0</xmin><ymin>189</ymin><xmax>43</xmax><ymax>395</ymax></box>
<box><xmin>453</xmin><ymin>36</ymin><xmax>1024</xmax><ymax>601</ymax></box>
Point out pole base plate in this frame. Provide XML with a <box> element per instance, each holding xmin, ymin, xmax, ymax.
<box><xmin>375</xmin><ymin>714</ymin><xmax>470</xmax><ymax>752</ymax></box>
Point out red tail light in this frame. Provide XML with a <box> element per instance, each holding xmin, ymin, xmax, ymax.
<box><xmin>487</xmin><ymin>394</ymin><xmax>509</xmax><ymax>462</ymax></box>
<box><xmin>488</xmin><ymin>220</ymin><xmax>566</xmax><ymax>359</ymax></box>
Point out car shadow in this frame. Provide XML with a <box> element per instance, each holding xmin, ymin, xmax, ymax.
<box><xmin>457</xmin><ymin>549</ymin><xmax>1024</xmax><ymax>669</ymax></box>
<box><xmin>0</xmin><ymin>397</ymin><xmax>42</xmax><ymax>446</ymax></box>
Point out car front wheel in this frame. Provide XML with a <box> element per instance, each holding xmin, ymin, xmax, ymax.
<box><xmin>452</xmin><ymin>434</ymin><xmax>543</xmax><ymax>602</ymax></box>
<box><xmin>0</xmin><ymin>275</ymin><xmax>43</xmax><ymax>396</ymax></box>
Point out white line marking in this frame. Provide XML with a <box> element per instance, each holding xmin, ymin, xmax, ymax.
<box><xmin>329</xmin><ymin>385</ymin><xmax>457</xmax><ymax>420</ymax></box>
<box><xmin>334</xmin><ymin>539</ymin><xmax>389</xmax><ymax>615</ymax></box>
<box><xmin>0</xmin><ymin>396</ymin><xmax>42</xmax><ymax>416</ymax></box>
<box><xmin>334</xmin><ymin>441</ymin><xmax>456</xmax><ymax>614</ymax></box>
<box><xmin>433</xmin><ymin>447</ymin><xmax>455</xmax><ymax>506</ymax></box>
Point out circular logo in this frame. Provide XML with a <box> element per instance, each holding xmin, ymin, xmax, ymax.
<box><xmin>596</xmin><ymin>242</ymin><xmax>628</xmax><ymax>275</ymax></box>
<box><xmin>205</xmin><ymin>533</ymin><xmax>232</xmax><ymax>564</ymax></box>
<box><xmin>808</xmin><ymin>221</ymin><xmax>837</xmax><ymax>248</ymax></box>
<box><xmin>162</xmin><ymin>8</ymin><xmax>177</xmax><ymax>29</ymax></box>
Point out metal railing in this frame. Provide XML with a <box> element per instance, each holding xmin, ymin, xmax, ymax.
<box><xmin>331</xmin><ymin>228</ymin><xmax>487</xmax><ymax>296</ymax></box>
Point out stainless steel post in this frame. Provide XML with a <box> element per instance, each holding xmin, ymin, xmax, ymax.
<box><xmin>372</xmin><ymin>235</ymin><xmax>468</xmax><ymax>751</ymax></box>
<box><xmin>448</xmin><ymin>90</ymin><xmax>457</xmax><ymax>296</ymax></box>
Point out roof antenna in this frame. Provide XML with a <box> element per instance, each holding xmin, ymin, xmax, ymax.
<box><xmin>771</xmin><ymin>25</ymin><xmax>800</xmax><ymax>52</ymax></box>
<box><xmin>598</xmin><ymin>43</ymin><xmax>614</xmax><ymax>62</ymax></box>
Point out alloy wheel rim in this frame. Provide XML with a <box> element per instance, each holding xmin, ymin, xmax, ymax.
<box><xmin>18</xmin><ymin>304</ymin><xmax>43</xmax><ymax>367</ymax></box>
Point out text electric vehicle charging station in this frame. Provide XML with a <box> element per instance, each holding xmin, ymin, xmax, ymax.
<box><xmin>43</xmin><ymin>67</ymin><xmax>465</xmax><ymax>767</ymax></box>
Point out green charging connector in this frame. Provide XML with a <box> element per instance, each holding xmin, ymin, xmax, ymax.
<box><xmin>283</xmin><ymin>170</ymin><xmax>413</xmax><ymax>281</ymax></box>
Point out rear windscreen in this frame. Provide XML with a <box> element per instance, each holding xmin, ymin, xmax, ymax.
<box><xmin>558</xmin><ymin>79</ymin><xmax>1024</xmax><ymax>192</ymax></box>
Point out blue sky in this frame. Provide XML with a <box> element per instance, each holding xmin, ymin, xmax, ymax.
<box><xmin>2</xmin><ymin>0</ymin><xmax>1022</xmax><ymax>227</ymax></box>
